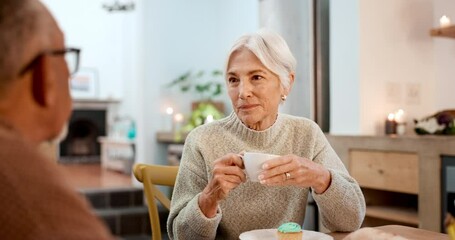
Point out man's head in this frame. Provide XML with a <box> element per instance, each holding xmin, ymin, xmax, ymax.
<box><xmin>0</xmin><ymin>0</ymin><xmax>73</xmax><ymax>144</ymax></box>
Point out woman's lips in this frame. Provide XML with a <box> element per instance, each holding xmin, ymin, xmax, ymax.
<box><xmin>239</xmin><ymin>104</ymin><xmax>259</xmax><ymax>110</ymax></box>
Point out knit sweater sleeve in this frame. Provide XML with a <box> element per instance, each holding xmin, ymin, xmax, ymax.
<box><xmin>167</xmin><ymin>130</ymin><xmax>222</xmax><ymax>240</ymax></box>
<box><xmin>309</xmin><ymin>122</ymin><xmax>366</xmax><ymax>232</ymax></box>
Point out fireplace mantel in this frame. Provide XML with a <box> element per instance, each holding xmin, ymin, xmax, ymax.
<box><xmin>73</xmin><ymin>99</ymin><xmax>120</xmax><ymax>110</ymax></box>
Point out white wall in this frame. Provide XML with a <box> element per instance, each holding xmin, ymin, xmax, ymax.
<box><xmin>434</xmin><ymin>0</ymin><xmax>455</xmax><ymax>111</ymax></box>
<box><xmin>41</xmin><ymin>0</ymin><xmax>138</xmax><ymax>100</ymax></box>
<box><xmin>359</xmin><ymin>0</ymin><xmax>435</xmax><ymax>135</ymax></box>
<box><xmin>331</xmin><ymin>0</ymin><xmax>437</xmax><ymax>135</ymax></box>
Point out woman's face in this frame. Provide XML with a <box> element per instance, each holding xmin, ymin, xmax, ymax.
<box><xmin>226</xmin><ymin>48</ymin><xmax>288</xmax><ymax>131</ymax></box>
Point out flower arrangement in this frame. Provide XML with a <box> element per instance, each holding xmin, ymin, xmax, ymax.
<box><xmin>414</xmin><ymin>110</ymin><xmax>455</xmax><ymax>135</ymax></box>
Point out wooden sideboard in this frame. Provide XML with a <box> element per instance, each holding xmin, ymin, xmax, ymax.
<box><xmin>326</xmin><ymin>134</ymin><xmax>455</xmax><ymax>232</ymax></box>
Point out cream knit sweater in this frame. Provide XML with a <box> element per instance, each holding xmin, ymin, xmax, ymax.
<box><xmin>167</xmin><ymin>112</ymin><xmax>365</xmax><ymax>240</ymax></box>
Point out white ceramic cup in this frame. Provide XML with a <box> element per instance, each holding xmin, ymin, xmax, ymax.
<box><xmin>243</xmin><ymin>152</ymin><xmax>280</xmax><ymax>182</ymax></box>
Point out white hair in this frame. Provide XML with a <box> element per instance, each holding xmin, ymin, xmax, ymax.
<box><xmin>225</xmin><ymin>28</ymin><xmax>296</xmax><ymax>90</ymax></box>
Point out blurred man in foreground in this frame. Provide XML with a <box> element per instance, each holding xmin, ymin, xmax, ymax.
<box><xmin>0</xmin><ymin>0</ymin><xmax>113</xmax><ymax>238</ymax></box>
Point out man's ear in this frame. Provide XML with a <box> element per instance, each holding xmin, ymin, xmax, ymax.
<box><xmin>31</xmin><ymin>56</ymin><xmax>54</xmax><ymax>107</ymax></box>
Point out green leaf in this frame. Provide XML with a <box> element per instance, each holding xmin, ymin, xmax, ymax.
<box><xmin>212</xmin><ymin>84</ymin><xmax>222</xmax><ymax>96</ymax></box>
<box><xmin>181</xmin><ymin>85</ymin><xmax>190</xmax><ymax>92</ymax></box>
<box><xmin>212</xmin><ymin>70</ymin><xmax>223</xmax><ymax>76</ymax></box>
<box><xmin>196</xmin><ymin>70</ymin><xmax>204</xmax><ymax>78</ymax></box>
<box><xmin>181</xmin><ymin>71</ymin><xmax>191</xmax><ymax>80</ymax></box>
<box><xmin>195</xmin><ymin>85</ymin><xmax>205</xmax><ymax>93</ymax></box>
<box><xmin>166</xmin><ymin>71</ymin><xmax>191</xmax><ymax>87</ymax></box>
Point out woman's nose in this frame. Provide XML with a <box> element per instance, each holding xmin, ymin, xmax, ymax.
<box><xmin>238</xmin><ymin>80</ymin><xmax>252</xmax><ymax>99</ymax></box>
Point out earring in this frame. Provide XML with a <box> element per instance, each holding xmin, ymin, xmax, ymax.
<box><xmin>281</xmin><ymin>95</ymin><xmax>287</xmax><ymax>101</ymax></box>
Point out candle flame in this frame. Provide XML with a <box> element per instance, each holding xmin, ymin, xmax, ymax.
<box><xmin>440</xmin><ymin>15</ymin><xmax>451</xmax><ymax>27</ymax></box>
<box><xmin>166</xmin><ymin>107</ymin><xmax>174</xmax><ymax>115</ymax></box>
<box><xmin>388</xmin><ymin>113</ymin><xmax>395</xmax><ymax>121</ymax></box>
<box><xmin>394</xmin><ymin>109</ymin><xmax>405</xmax><ymax>123</ymax></box>
<box><xmin>205</xmin><ymin>114</ymin><xmax>214</xmax><ymax>124</ymax></box>
<box><xmin>174</xmin><ymin>113</ymin><xmax>184</xmax><ymax>122</ymax></box>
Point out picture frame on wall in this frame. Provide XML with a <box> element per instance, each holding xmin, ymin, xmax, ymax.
<box><xmin>70</xmin><ymin>68</ymin><xmax>99</xmax><ymax>99</ymax></box>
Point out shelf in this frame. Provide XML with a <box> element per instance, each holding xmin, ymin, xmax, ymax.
<box><xmin>156</xmin><ymin>131</ymin><xmax>187</xmax><ymax>144</ymax></box>
<box><xmin>366</xmin><ymin>206</ymin><xmax>419</xmax><ymax>226</ymax></box>
<box><xmin>430</xmin><ymin>25</ymin><xmax>455</xmax><ymax>38</ymax></box>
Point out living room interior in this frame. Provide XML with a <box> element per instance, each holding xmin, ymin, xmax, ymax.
<box><xmin>40</xmin><ymin>0</ymin><xmax>455</xmax><ymax>239</ymax></box>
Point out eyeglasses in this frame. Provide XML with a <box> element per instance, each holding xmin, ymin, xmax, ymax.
<box><xmin>19</xmin><ymin>48</ymin><xmax>81</xmax><ymax>76</ymax></box>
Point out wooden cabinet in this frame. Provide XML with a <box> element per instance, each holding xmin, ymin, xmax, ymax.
<box><xmin>350</xmin><ymin>150</ymin><xmax>419</xmax><ymax>194</ymax></box>
<box><xmin>349</xmin><ymin>150</ymin><xmax>419</xmax><ymax>227</ymax></box>
<box><xmin>326</xmin><ymin>135</ymin><xmax>455</xmax><ymax>232</ymax></box>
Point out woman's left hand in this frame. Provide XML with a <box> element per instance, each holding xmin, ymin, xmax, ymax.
<box><xmin>258</xmin><ymin>154</ymin><xmax>332</xmax><ymax>194</ymax></box>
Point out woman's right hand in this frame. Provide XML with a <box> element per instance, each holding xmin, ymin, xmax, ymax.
<box><xmin>198</xmin><ymin>153</ymin><xmax>246</xmax><ymax>218</ymax></box>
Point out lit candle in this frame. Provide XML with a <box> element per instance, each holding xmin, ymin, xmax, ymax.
<box><xmin>166</xmin><ymin>107</ymin><xmax>174</xmax><ymax>115</ymax></box>
<box><xmin>163</xmin><ymin>106</ymin><xmax>174</xmax><ymax>132</ymax></box>
<box><xmin>205</xmin><ymin>114</ymin><xmax>214</xmax><ymax>124</ymax></box>
<box><xmin>385</xmin><ymin>113</ymin><xmax>397</xmax><ymax>135</ymax></box>
<box><xmin>394</xmin><ymin>109</ymin><xmax>406</xmax><ymax>135</ymax></box>
<box><xmin>173</xmin><ymin>113</ymin><xmax>184</xmax><ymax>132</ymax></box>
<box><xmin>173</xmin><ymin>113</ymin><xmax>184</xmax><ymax>141</ymax></box>
<box><xmin>388</xmin><ymin>113</ymin><xmax>395</xmax><ymax>121</ymax></box>
<box><xmin>440</xmin><ymin>15</ymin><xmax>451</xmax><ymax>28</ymax></box>
<box><xmin>174</xmin><ymin>113</ymin><xmax>184</xmax><ymax>123</ymax></box>
<box><xmin>394</xmin><ymin>109</ymin><xmax>404</xmax><ymax>123</ymax></box>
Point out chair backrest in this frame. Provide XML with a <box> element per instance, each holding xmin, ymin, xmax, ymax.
<box><xmin>133</xmin><ymin>163</ymin><xmax>179</xmax><ymax>240</ymax></box>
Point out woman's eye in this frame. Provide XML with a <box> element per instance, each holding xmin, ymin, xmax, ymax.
<box><xmin>252</xmin><ymin>75</ymin><xmax>264</xmax><ymax>80</ymax></box>
<box><xmin>228</xmin><ymin>77</ymin><xmax>239</xmax><ymax>83</ymax></box>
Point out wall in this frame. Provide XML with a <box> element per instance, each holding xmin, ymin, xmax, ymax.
<box><xmin>359</xmin><ymin>0</ymin><xmax>435</xmax><ymax>135</ymax></box>
<box><xmin>434</xmin><ymin>0</ymin><xmax>455</xmax><ymax>111</ymax></box>
<box><xmin>330</xmin><ymin>0</ymin><xmax>437</xmax><ymax>135</ymax></box>
<box><xmin>41</xmin><ymin>0</ymin><xmax>138</xmax><ymax>100</ymax></box>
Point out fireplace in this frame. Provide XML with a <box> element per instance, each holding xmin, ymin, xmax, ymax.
<box><xmin>58</xmin><ymin>99</ymin><xmax>118</xmax><ymax>164</ymax></box>
<box><xmin>59</xmin><ymin>110</ymin><xmax>106</xmax><ymax>163</ymax></box>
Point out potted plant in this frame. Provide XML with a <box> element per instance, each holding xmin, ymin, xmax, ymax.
<box><xmin>167</xmin><ymin>70</ymin><xmax>225</xmax><ymax>132</ymax></box>
<box><xmin>167</xmin><ymin>70</ymin><xmax>223</xmax><ymax>100</ymax></box>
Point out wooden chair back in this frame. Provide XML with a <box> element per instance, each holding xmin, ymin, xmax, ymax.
<box><xmin>133</xmin><ymin>163</ymin><xmax>179</xmax><ymax>240</ymax></box>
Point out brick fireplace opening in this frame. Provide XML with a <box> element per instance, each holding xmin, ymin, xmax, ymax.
<box><xmin>58</xmin><ymin>99</ymin><xmax>119</xmax><ymax>164</ymax></box>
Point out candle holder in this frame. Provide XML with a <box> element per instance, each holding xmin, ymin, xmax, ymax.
<box><xmin>161</xmin><ymin>107</ymin><xmax>174</xmax><ymax>132</ymax></box>
<box><xmin>173</xmin><ymin>113</ymin><xmax>184</xmax><ymax>141</ymax></box>
<box><xmin>385</xmin><ymin>119</ymin><xmax>397</xmax><ymax>135</ymax></box>
<box><xmin>396</xmin><ymin>123</ymin><xmax>406</xmax><ymax>135</ymax></box>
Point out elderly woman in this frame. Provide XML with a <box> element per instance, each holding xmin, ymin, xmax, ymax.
<box><xmin>167</xmin><ymin>29</ymin><xmax>365</xmax><ymax>240</ymax></box>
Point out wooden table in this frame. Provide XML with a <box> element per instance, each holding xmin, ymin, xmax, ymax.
<box><xmin>329</xmin><ymin>225</ymin><xmax>449</xmax><ymax>240</ymax></box>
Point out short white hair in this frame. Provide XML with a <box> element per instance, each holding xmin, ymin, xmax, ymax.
<box><xmin>226</xmin><ymin>28</ymin><xmax>296</xmax><ymax>90</ymax></box>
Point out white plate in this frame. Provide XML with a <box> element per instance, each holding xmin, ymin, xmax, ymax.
<box><xmin>239</xmin><ymin>229</ymin><xmax>333</xmax><ymax>240</ymax></box>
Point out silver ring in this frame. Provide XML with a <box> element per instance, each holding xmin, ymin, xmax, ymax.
<box><xmin>285</xmin><ymin>172</ymin><xmax>291</xmax><ymax>181</ymax></box>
